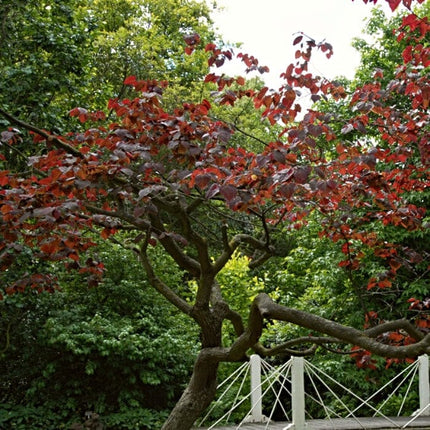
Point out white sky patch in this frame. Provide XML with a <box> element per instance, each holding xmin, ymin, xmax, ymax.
<box><xmin>207</xmin><ymin>0</ymin><xmax>391</xmax><ymax>89</ymax></box>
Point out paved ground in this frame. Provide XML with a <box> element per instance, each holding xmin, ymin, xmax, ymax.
<box><xmin>194</xmin><ymin>416</ymin><xmax>430</xmax><ymax>429</ymax></box>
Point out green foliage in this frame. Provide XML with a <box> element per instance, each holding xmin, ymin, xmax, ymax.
<box><xmin>0</xmin><ymin>0</ymin><xmax>216</xmax><ymax>133</ymax></box>
<box><xmin>352</xmin><ymin>7</ymin><xmax>404</xmax><ymax>87</ymax></box>
<box><xmin>0</xmin><ymin>0</ymin><xmax>92</xmax><ymax>128</ymax></box>
<box><xmin>0</xmin><ymin>403</ymin><xmax>70</xmax><ymax>430</ymax></box>
<box><xmin>257</xmin><ymin>217</ymin><xmax>366</xmax><ymax>348</ymax></box>
<box><xmin>102</xmin><ymin>408</ymin><xmax>169</xmax><ymax>430</ymax></box>
<box><xmin>0</xmin><ymin>403</ymin><xmax>169</xmax><ymax>430</ymax></box>
<box><xmin>217</xmin><ymin>252</ymin><xmax>265</xmax><ymax>318</ymax></box>
<box><xmin>0</xmin><ymin>241</ymin><xmax>198</xmax><ymax>428</ymax></box>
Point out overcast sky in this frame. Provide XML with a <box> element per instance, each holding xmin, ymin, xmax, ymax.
<box><xmin>207</xmin><ymin>0</ymin><xmax>392</xmax><ymax>88</ymax></box>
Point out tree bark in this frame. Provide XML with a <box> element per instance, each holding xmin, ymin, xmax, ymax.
<box><xmin>161</xmin><ymin>351</ymin><xmax>220</xmax><ymax>430</ymax></box>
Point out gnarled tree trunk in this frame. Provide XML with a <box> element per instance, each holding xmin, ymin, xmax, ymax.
<box><xmin>161</xmin><ymin>351</ymin><xmax>219</xmax><ymax>430</ymax></box>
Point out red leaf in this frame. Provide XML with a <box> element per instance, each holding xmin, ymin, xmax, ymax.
<box><xmin>205</xmin><ymin>43</ymin><xmax>216</xmax><ymax>52</ymax></box>
<box><xmin>387</xmin><ymin>0</ymin><xmax>401</xmax><ymax>11</ymax></box>
<box><xmin>402</xmin><ymin>46</ymin><xmax>413</xmax><ymax>63</ymax></box>
<box><xmin>184</xmin><ymin>33</ymin><xmax>200</xmax><ymax>46</ymax></box>
<box><xmin>389</xmin><ymin>259</ymin><xmax>402</xmax><ymax>271</ymax></box>
<box><xmin>194</xmin><ymin>173</ymin><xmax>212</xmax><ymax>190</ymax></box>
<box><xmin>378</xmin><ymin>279</ymin><xmax>392</xmax><ymax>288</ymax></box>
<box><xmin>388</xmin><ymin>332</ymin><xmax>404</xmax><ymax>342</ymax></box>
<box><xmin>101</xmin><ymin>228</ymin><xmax>115</xmax><ymax>240</ymax></box>
<box><xmin>219</xmin><ymin>185</ymin><xmax>237</xmax><ymax>201</ymax></box>
<box><xmin>293</xmin><ymin>35</ymin><xmax>303</xmax><ymax>46</ymax></box>
<box><xmin>294</xmin><ymin>165</ymin><xmax>311</xmax><ymax>184</ymax></box>
<box><xmin>416</xmin><ymin>318</ymin><xmax>430</xmax><ymax>328</ymax></box>
<box><xmin>40</xmin><ymin>240</ymin><xmax>59</xmax><ymax>255</ymax></box>
<box><xmin>0</xmin><ymin>173</ymin><xmax>9</xmax><ymax>186</ymax></box>
<box><xmin>124</xmin><ymin>75</ymin><xmax>137</xmax><ymax>85</ymax></box>
<box><xmin>278</xmin><ymin>183</ymin><xmax>296</xmax><ymax>198</ymax></box>
<box><xmin>69</xmin><ymin>107</ymin><xmax>88</xmax><ymax>122</ymax></box>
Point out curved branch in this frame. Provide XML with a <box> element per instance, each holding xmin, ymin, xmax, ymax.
<box><xmin>139</xmin><ymin>235</ymin><xmax>193</xmax><ymax>316</ymax></box>
<box><xmin>213</xmin><ymin>232</ymin><xmax>271</xmax><ymax>274</ymax></box>
<box><xmin>177</xmin><ymin>203</ymin><xmax>212</xmax><ymax>275</ymax></box>
<box><xmin>224</xmin><ymin>293</ymin><xmax>430</xmax><ymax>363</ymax></box>
<box><xmin>210</xmin><ymin>280</ymin><xmax>244</xmax><ymax>338</ymax></box>
<box><xmin>364</xmin><ymin>319</ymin><xmax>425</xmax><ymax>341</ymax></box>
<box><xmin>254</xmin><ymin>336</ymin><xmax>344</xmax><ymax>357</ymax></box>
<box><xmin>148</xmin><ymin>208</ymin><xmax>201</xmax><ymax>278</ymax></box>
<box><xmin>254</xmin><ymin>341</ymin><xmax>319</xmax><ymax>357</ymax></box>
<box><xmin>253</xmin><ymin>293</ymin><xmax>430</xmax><ymax>359</ymax></box>
<box><xmin>0</xmin><ymin>107</ymin><xmax>83</xmax><ymax>158</ymax></box>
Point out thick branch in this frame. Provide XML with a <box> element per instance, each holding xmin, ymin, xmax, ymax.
<box><xmin>148</xmin><ymin>209</ymin><xmax>201</xmax><ymax>277</ymax></box>
<box><xmin>173</xmin><ymin>200</ymin><xmax>212</xmax><ymax>275</ymax></box>
<box><xmin>210</xmin><ymin>281</ymin><xmax>245</xmax><ymax>338</ymax></box>
<box><xmin>253</xmin><ymin>293</ymin><xmax>430</xmax><ymax>359</ymax></box>
<box><xmin>0</xmin><ymin>107</ymin><xmax>83</xmax><ymax>158</ymax></box>
<box><xmin>364</xmin><ymin>319</ymin><xmax>425</xmax><ymax>341</ymax></box>
<box><xmin>254</xmin><ymin>336</ymin><xmax>343</xmax><ymax>357</ymax></box>
<box><xmin>213</xmin><ymin>232</ymin><xmax>271</xmax><ymax>274</ymax></box>
<box><xmin>139</xmin><ymin>240</ymin><xmax>192</xmax><ymax>315</ymax></box>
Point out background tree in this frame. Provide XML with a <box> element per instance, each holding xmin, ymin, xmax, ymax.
<box><xmin>0</xmin><ymin>0</ymin><xmax>215</xmax><ymax>131</ymax></box>
<box><xmin>0</xmin><ymin>0</ymin><xmax>429</xmax><ymax>429</ymax></box>
<box><xmin>0</xmin><ymin>239</ymin><xmax>198</xmax><ymax>429</ymax></box>
<box><xmin>315</xmin><ymin>1</ymin><xmax>429</xmax><ymax>342</ymax></box>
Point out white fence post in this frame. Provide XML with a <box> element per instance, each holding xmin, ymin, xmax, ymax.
<box><xmin>248</xmin><ymin>354</ymin><xmax>265</xmax><ymax>422</ymax></box>
<box><xmin>284</xmin><ymin>356</ymin><xmax>307</xmax><ymax>430</ymax></box>
<box><xmin>419</xmin><ymin>354</ymin><xmax>430</xmax><ymax>416</ymax></box>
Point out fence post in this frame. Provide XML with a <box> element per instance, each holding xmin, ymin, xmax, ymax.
<box><xmin>284</xmin><ymin>356</ymin><xmax>307</xmax><ymax>430</ymax></box>
<box><xmin>248</xmin><ymin>354</ymin><xmax>265</xmax><ymax>422</ymax></box>
<box><xmin>419</xmin><ymin>354</ymin><xmax>430</xmax><ymax>416</ymax></box>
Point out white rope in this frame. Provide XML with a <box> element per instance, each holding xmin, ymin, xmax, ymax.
<box><xmin>372</xmin><ymin>360</ymin><xmax>419</xmax><ymax>417</ymax></box>
<box><xmin>198</xmin><ymin>355</ymin><xmax>423</xmax><ymax>429</ymax></box>
<box><xmin>198</xmin><ymin>361</ymin><xmax>249</xmax><ymax>427</ymax></box>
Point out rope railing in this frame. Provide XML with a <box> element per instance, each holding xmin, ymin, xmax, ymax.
<box><xmin>196</xmin><ymin>354</ymin><xmax>429</xmax><ymax>430</ymax></box>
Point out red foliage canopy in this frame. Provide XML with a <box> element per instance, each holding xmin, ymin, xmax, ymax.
<box><xmin>0</xmin><ymin>0</ymin><xmax>429</xmax><ymax>360</ymax></box>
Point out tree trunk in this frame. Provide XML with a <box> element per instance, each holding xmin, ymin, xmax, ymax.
<box><xmin>161</xmin><ymin>352</ymin><xmax>219</xmax><ymax>430</ymax></box>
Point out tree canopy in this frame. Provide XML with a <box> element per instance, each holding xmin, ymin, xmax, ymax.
<box><xmin>0</xmin><ymin>0</ymin><xmax>429</xmax><ymax>429</ymax></box>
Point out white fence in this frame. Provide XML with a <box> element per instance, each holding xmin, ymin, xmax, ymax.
<box><xmin>198</xmin><ymin>354</ymin><xmax>430</xmax><ymax>429</ymax></box>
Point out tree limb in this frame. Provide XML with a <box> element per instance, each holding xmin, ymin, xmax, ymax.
<box><xmin>139</xmin><ymin>233</ymin><xmax>193</xmax><ymax>316</ymax></box>
<box><xmin>148</xmin><ymin>209</ymin><xmax>201</xmax><ymax>277</ymax></box>
<box><xmin>364</xmin><ymin>319</ymin><xmax>425</xmax><ymax>341</ymax></box>
<box><xmin>253</xmin><ymin>293</ymin><xmax>430</xmax><ymax>359</ymax></box>
<box><xmin>0</xmin><ymin>107</ymin><xmax>83</xmax><ymax>158</ymax></box>
<box><xmin>254</xmin><ymin>336</ymin><xmax>344</xmax><ymax>357</ymax></box>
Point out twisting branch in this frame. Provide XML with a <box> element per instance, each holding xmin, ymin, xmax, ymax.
<box><xmin>0</xmin><ymin>108</ymin><xmax>83</xmax><ymax>158</ymax></box>
<box><xmin>139</xmin><ymin>229</ymin><xmax>193</xmax><ymax>316</ymax></box>
<box><xmin>254</xmin><ymin>336</ymin><xmax>345</xmax><ymax>357</ymax></box>
<box><xmin>148</xmin><ymin>205</ymin><xmax>201</xmax><ymax>277</ymax></box>
<box><xmin>213</xmin><ymin>231</ymin><xmax>273</xmax><ymax>274</ymax></box>
<box><xmin>364</xmin><ymin>319</ymin><xmax>425</xmax><ymax>341</ymax></box>
<box><xmin>210</xmin><ymin>280</ymin><xmax>245</xmax><ymax>338</ymax></box>
<box><xmin>225</xmin><ymin>293</ymin><xmax>430</xmax><ymax>363</ymax></box>
<box><xmin>252</xmin><ymin>293</ymin><xmax>430</xmax><ymax>359</ymax></box>
<box><xmin>173</xmin><ymin>199</ymin><xmax>212</xmax><ymax>275</ymax></box>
